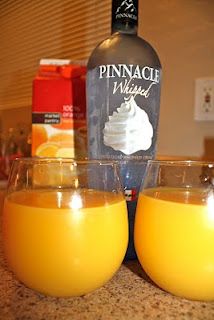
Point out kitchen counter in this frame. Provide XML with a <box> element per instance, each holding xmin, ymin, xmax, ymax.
<box><xmin>1</xmin><ymin>243</ymin><xmax>214</xmax><ymax>320</ymax></box>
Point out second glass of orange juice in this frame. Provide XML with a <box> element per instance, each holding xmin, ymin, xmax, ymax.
<box><xmin>134</xmin><ymin>160</ymin><xmax>214</xmax><ymax>301</ymax></box>
<box><xmin>2</xmin><ymin>158</ymin><xmax>128</xmax><ymax>297</ymax></box>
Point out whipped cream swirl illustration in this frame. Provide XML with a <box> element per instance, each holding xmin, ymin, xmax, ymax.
<box><xmin>103</xmin><ymin>96</ymin><xmax>153</xmax><ymax>155</ymax></box>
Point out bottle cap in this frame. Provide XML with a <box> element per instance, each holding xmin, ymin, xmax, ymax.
<box><xmin>112</xmin><ymin>0</ymin><xmax>138</xmax><ymax>29</ymax></box>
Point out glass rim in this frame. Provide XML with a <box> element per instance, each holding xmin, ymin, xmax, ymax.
<box><xmin>12</xmin><ymin>157</ymin><xmax>150</xmax><ymax>165</ymax></box>
<box><xmin>148</xmin><ymin>159</ymin><xmax>214</xmax><ymax>167</ymax></box>
<box><xmin>12</xmin><ymin>157</ymin><xmax>120</xmax><ymax>166</ymax></box>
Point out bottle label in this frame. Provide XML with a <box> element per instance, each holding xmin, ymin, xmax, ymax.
<box><xmin>87</xmin><ymin>63</ymin><xmax>161</xmax><ymax>161</ymax></box>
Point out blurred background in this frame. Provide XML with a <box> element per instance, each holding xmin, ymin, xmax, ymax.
<box><xmin>0</xmin><ymin>0</ymin><xmax>214</xmax><ymax>161</ymax></box>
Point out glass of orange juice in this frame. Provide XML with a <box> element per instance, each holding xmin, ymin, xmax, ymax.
<box><xmin>2</xmin><ymin>158</ymin><xmax>128</xmax><ymax>297</ymax></box>
<box><xmin>134</xmin><ymin>160</ymin><xmax>214</xmax><ymax>301</ymax></box>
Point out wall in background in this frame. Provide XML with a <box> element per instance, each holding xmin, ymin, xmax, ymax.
<box><xmin>1</xmin><ymin>0</ymin><xmax>214</xmax><ymax>158</ymax></box>
<box><xmin>0</xmin><ymin>107</ymin><xmax>31</xmax><ymax>133</ymax></box>
<box><xmin>139</xmin><ymin>0</ymin><xmax>214</xmax><ymax>158</ymax></box>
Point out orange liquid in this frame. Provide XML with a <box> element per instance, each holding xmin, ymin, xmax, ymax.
<box><xmin>0</xmin><ymin>189</ymin><xmax>5</xmax><ymax>213</ymax></box>
<box><xmin>3</xmin><ymin>189</ymin><xmax>128</xmax><ymax>297</ymax></box>
<box><xmin>135</xmin><ymin>188</ymin><xmax>214</xmax><ymax>301</ymax></box>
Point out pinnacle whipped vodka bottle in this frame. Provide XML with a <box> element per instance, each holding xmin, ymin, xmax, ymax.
<box><xmin>87</xmin><ymin>0</ymin><xmax>162</xmax><ymax>259</ymax></box>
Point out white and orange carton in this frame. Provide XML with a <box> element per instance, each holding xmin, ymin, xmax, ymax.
<box><xmin>32</xmin><ymin>59</ymin><xmax>87</xmax><ymax>158</ymax></box>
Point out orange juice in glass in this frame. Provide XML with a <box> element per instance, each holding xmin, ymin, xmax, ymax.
<box><xmin>3</xmin><ymin>158</ymin><xmax>128</xmax><ymax>297</ymax></box>
<box><xmin>0</xmin><ymin>180</ymin><xmax>7</xmax><ymax>213</ymax></box>
<box><xmin>134</xmin><ymin>160</ymin><xmax>214</xmax><ymax>301</ymax></box>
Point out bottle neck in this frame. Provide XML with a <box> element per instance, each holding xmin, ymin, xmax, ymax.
<box><xmin>111</xmin><ymin>0</ymin><xmax>138</xmax><ymax>35</ymax></box>
<box><xmin>112</xmin><ymin>22</ymin><xmax>137</xmax><ymax>35</ymax></box>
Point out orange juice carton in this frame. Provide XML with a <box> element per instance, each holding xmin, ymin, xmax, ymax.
<box><xmin>32</xmin><ymin>59</ymin><xmax>87</xmax><ymax>158</ymax></box>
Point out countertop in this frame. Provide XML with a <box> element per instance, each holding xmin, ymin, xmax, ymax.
<box><xmin>1</xmin><ymin>244</ymin><xmax>214</xmax><ymax>320</ymax></box>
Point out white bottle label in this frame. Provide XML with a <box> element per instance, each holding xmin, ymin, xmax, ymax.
<box><xmin>87</xmin><ymin>63</ymin><xmax>161</xmax><ymax>160</ymax></box>
<box><xmin>103</xmin><ymin>96</ymin><xmax>153</xmax><ymax>155</ymax></box>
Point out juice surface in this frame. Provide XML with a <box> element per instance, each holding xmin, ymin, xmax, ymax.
<box><xmin>134</xmin><ymin>187</ymin><xmax>214</xmax><ymax>301</ymax></box>
<box><xmin>3</xmin><ymin>189</ymin><xmax>128</xmax><ymax>296</ymax></box>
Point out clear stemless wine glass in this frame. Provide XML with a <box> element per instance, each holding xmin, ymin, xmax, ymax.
<box><xmin>2</xmin><ymin>158</ymin><xmax>128</xmax><ymax>297</ymax></box>
<box><xmin>134</xmin><ymin>160</ymin><xmax>214</xmax><ymax>301</ymax></box>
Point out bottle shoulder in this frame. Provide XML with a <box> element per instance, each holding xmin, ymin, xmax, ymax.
<box><xmin>87</xmin><ymin>33</ymin><xmax>161</xmax><ymax>69</ymax></box>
